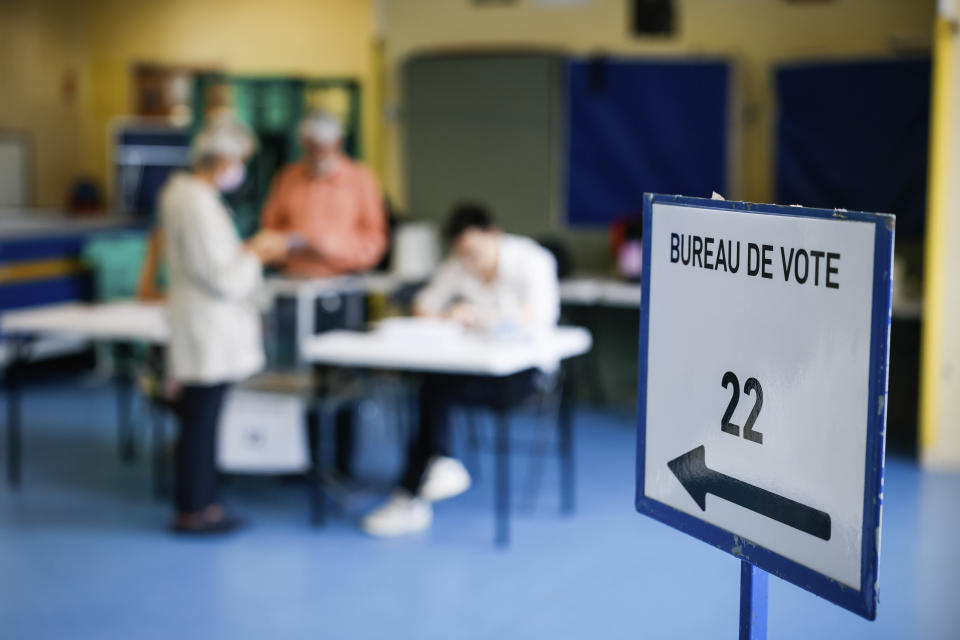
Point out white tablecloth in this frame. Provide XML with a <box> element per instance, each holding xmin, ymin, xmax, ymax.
<box><xmin>302</xmin><ymin>324</ymin><xmax>592</xmax><ymax>376</ymax></box>
<box><xmin>1</xmin><ymin>301</ymin><xmax>168</xmax><ymax>343</ymax></box>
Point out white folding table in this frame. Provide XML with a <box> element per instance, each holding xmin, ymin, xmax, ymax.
<box><xmin>1</xmin><ymin>299</ymin><xmax>594</xmax><ymax>546</ymax></box>
<box><xmin>1</xmin><ymin>300</ymin><xmax>168</xmax><ymax>343</ymax></box>
<box><xmin>0</xmin><ymin>284</ymin><xmax>412</xmax><ymax>495</ymax></box>
<box><xmin>1</xmin><ymin>301</ymin><xmax>169</xmax><ymax>487</ymax></box>
<box><xmin>301</xmin><ymin>325</ymin><xmax>593</xmax><ymax>546</ymax></box>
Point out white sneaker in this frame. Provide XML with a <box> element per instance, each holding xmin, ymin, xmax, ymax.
<box><xmin>419</xmin><ymin>456</ymin><xmax>471</xmax><ymax>502</ymax></box>
<box><xmin>361</xmin><ymin>490</ymin><xmax>433</xmax><ymax>537</ymax></box>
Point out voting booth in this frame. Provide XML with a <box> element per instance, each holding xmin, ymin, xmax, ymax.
<box><xmin>635</xmin><ymin>194</ymin><xmax>894</xmax><ymax>635</ymax></box>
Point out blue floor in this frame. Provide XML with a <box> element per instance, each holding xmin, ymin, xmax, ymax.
<box><xmin>0</xmin><ymin>380</ymin><xmax>958</xmax><ymax>640</ymax></box>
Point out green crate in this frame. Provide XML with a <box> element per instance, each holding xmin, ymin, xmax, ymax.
<box><xmin>82</xmin><ymin>231</ymin><xmax>150</xmax><ymax>301</ymax></box>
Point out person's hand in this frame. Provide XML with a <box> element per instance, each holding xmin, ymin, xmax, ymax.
<box><xmin>247</xmin><ymin>230</ymin><xmax>290</xmax><ymax>264</ymax></box>
<box><xmin>303</xmin><ymin>232</ymin><xmax>332</xmax><ymax>259</ymax></box>
<box><xmin>136</xmin><ymin>281</ymin><xmax>164</xmax><ymax>303</ymax></box>
<box><xmin>446</xmin><ymin>301</ymin><xmax>479</xmax><ymax>328</ymax></box>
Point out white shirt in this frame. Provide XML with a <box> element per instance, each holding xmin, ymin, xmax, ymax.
<box><xmin>415</xmin><ymin>234</ymin><xmax>560</xmax><ymax>331</ymax></box>
<box><xmin>160</xmin><ymin>172</ymin><xmax>265</xmax><ymax>384</ymax></box>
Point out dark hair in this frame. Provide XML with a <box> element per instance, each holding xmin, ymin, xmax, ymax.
<box><xmin>444</xmin><ymin>202</ymin><xmax>496</xmax><ymax>242</ymax></box>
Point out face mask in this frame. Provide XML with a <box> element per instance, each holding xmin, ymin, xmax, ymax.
<box><xmin>215</xmin><ymin>162</ymin><xmax>246</xmax><ymax>192</ymax></box>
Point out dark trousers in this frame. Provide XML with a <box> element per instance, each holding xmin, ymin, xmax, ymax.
<box><xmin>305</xmin><ymin>404</ymin><xmax>355</xmax><ymax>479</ymax></box>
<box><xmin>174</xmin><ymin>383</ymin><xmax>229</xmax><ymax>514</ymax></box>
<box><xmin>400</xmin><ymin>370</ymin><xmax>537</xmax><ymax>494</ymax></box>
<box><xmin>335</xmin><ymin>407</ymin><xmax>354</xmax><ymax>476</ymax></box>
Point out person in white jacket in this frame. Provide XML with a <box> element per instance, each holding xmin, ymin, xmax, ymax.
<box><xmin>160</xmin><ymin>113</ymin><xmax>289</xmax><ymax>534</ymax></box>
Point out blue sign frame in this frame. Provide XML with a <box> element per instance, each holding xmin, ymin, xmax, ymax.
<box><xmin>635</xmin><ymin>194</ymin><xmax>894</xmax><ymax>620</ymax></box>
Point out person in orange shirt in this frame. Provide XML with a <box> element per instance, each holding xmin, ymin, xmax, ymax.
<box><xmin>260</xmin><ymin>109</ymin><xmax>387</xmax><ymax>278</ymax></box>
<box><xmin>260</xmin><ymin>109</ymin><xmax>388</xmax><ymax>479</ymax></box>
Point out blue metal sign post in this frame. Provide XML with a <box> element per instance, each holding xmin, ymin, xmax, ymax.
<box><xmin>739</xmin><ymin>561</ymin><xmax>768</xmax><ymax>640</ymax></box>
<box><xmin>635</xmin><ymin>194</ymin><xmax>894</xmax><ymax>634</ymax></box>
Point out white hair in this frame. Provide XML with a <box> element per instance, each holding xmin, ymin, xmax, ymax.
<box><xmin>190</xmin><ymin>112</ymin><xmax>257</xmax><ymax>167</ymax></box>
<box><xmin>297</xmin><ymin>109</ymin><xmax>343</xmax><ymax>144</ymax></box>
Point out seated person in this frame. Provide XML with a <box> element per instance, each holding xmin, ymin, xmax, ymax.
<box><xmin>361</xmin><ymin>203</ymin><xmax>560</xmax><ymax>537</ymax></box>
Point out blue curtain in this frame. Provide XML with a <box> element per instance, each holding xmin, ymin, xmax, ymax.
<box><xmin>775</xmin><ymin>59</ymin><xmax>931</xmax><ymax>238</ymax></box>
<box><xmin>565</xmin><ymin>59</ymin><xmax>730</xmax><ymax>226</ymax></box>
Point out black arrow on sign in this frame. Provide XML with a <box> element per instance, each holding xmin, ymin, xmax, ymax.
<box><xmin>667</xmin><ymin>445</ymin><xmax>831</xmax><ymax>541</ymax></box>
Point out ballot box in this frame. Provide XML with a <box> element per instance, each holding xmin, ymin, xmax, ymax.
<box><xmin>217</xmin><ymin>386</ymin><xmax>310</xmax><ymax>474</ymax></box>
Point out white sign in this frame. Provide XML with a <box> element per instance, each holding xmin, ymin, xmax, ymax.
<box><xmin>636</xmin><ymin>195</ymin><xmax>893</xmax><ymax>619</ymax></box>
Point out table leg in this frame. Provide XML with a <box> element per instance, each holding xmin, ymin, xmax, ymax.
<box><xmin>148</xmin><ymin>345</ymin><xmax>168</xmax><ymax>499</ymax></box>
<box><xmin>151</xmin><ymin>403</ymin><xmax>167</xmax><ymax>500</ymax></box>
<box><xmin>558</xmin><ymin>365</ymin><xmax>576</xmax><ymax>514</ymax></box>
<box><xmin>308</xmin><ymin>404</ymin><xmax>326</xmax><ymax>525</ymax></box>
<box><xmin>495</xmin><ymin>410</ymin><xmax>510</xmax><ymax>547</ymax></box>
<box><xmin>308</xmin><ymin>365</ymin><xmax>326</xmax><ymax>526</ymax></box>
<box><xmin>114</xmin><ymin>342</ymin><xmax>136</xmax><ymax>462</ymax></box>
<box><xmin>464</xmin><ymin>410</ymin><xmax>483</xmax><ymax>482</ymax></box>
<box><xmin>5</xmin><ymin>339</ymin><xmax>26</xmax><ymax>488</ymax></box>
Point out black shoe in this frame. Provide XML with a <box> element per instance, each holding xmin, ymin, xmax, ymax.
<box><xmin>204</xmin><ymin>514</ymin><xmax>245</xmax><ymax>534</ymax></box>
<box><xmin>171</xmin><ymin>515</ymin><xmax>245</xmax><ymax>536</ymax></box>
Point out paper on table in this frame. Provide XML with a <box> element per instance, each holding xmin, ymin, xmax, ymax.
<box><xmin>376</xmin><ymin>316</ymin><xmax>541</xmax><ymax>345</ymax></box>
<box><xmin>374</xmin><ymin>316</ymin><xmax>465</xmax><ymax>342</ymax></box>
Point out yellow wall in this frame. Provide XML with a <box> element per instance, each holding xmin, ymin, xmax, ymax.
<box><xmin>0</xmin><ymin>1</ymin><xmax>937</xmax><ymax>216</ymax></box>
<box><xmin>381</xmin><ymin>0</ymin><xmax>935</xmax><ymax>207</ymax></box>
<box><xmin>0</xmin><ymin>0</ymin><xmax>379</xmax><ymax>209</ymax></box>
<box><xmin>0</xmin><ymin>0</ymin><xmax>93</xmax><ymax>208</ymax></box>
<box><xmin>921</xmin><ymin>0</ymin><xmax>960</xmax><ymax>469</ymax></box>
<box><xmin>84</xmin><ymin>0</ymin><xmax>379</xmax><ymax>203</ymax></box>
